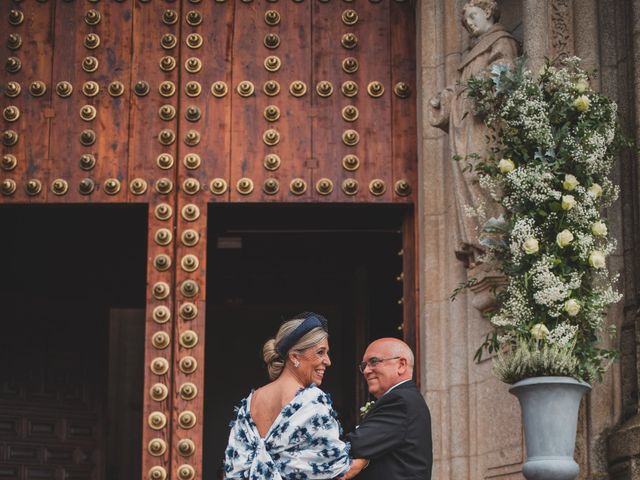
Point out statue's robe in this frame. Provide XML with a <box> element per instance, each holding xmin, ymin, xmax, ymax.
<box><xmin>446</xmin><ymin>24</ymin><xmax>518</xmax><ymax>265</ymax></box>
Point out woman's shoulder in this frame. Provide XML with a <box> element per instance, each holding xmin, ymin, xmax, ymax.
<box><xmin>299</xmin><ymin>385</ymin><xmax>340</xmax><ymax>417</ymax></box>
<box><xmin>299</xmin><ymin>384</ymin><xmax>331</xmax><ymax>403</ymax></box>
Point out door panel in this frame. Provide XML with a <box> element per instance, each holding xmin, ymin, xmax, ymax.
<box><xmin>1</xmin><ymin>1</ymin><xmax>416</xmax><ymax>204</ymax></box>
<box><xmin>1</xmin><ymin>2</ymin><xmax>54</xmax><ymax>204</ymax></box>
<box><xmin>177</xmin><ymin>2</ymin><xmax>233</xmax><ymax>203</ymax></box>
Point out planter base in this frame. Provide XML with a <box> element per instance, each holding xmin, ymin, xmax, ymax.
<box><xmin>522</xmin><ymin>456</ymin><xmax>579</xmax><ymax>480</ymax></box>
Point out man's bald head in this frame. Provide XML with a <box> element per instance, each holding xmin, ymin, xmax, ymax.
<box><xmin>361</xmin><ymin>338</ymin><xmax>415</xmax><ymax>398</ymax></box>
<box><xmin>368</xmin><ymin>338</ymin><xmax>414</xmax><ymax>369</ymax></box>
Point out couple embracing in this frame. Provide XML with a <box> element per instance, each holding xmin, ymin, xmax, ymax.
<box><xmin>223</xmin><ymin>312</ymin><xmax>433</xmax><ymax>479</ymax></box>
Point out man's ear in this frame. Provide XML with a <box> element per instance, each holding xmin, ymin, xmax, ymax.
<box><xmin>398</xmin><ymin>357</ymin><xmax>408</xmax><ymax>375</ymax></box>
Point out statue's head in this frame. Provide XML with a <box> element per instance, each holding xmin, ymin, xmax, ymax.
<box><xmin>462</xmin><ymin>0</ymin><xmax>500</xmax><ymax>37</ymax></box>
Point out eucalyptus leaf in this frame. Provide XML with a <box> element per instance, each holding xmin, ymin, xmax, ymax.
<box><xmin>481</xmin><ymin>215</ymin><xmax>509</xmax><ymax>233</ymax></box>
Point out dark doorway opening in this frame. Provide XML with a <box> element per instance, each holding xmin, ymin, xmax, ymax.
<box><xmin>0</xmin><ymin>205</ymin><xmax>147</xmax><ymax>480</ymax></box>
<box><xmin>203</xmin><ymin>204</ymin><xmax>410</xmax><ymax>478</ymax></box>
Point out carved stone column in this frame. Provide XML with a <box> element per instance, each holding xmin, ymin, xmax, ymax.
<box><xmin>522</xmin><ymin>0</ymin><xmax>550</xmax><ymax>73</ymax></box>
<box><xmin>606</xmin><ymin>0</ymin><xmax>640</xmax><ymax>478</ymax></box>
<box><xmin>523</xmin><ymin>1</ymin><xmax>579</xmax><ymax>72</ymax></box>
<box><xmin>573</xmin><ymin>0</ymin><xmax>600</xmax><ymax>89</ymax></box>
<box><xmin>549</xmin><ymin>0</ymin><xmax>574</xmax><ymax>59</ymax></box>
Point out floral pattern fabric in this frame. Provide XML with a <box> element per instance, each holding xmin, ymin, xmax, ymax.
<box><xmin>223</xmin><ymin>385</ymin><xmax>351</xmax><ymax>480</ymax></box>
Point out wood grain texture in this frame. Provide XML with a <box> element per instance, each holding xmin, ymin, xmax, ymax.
<box><xmin>48</xmin><ymin>1</ymin><xmax>133</xmax><ymax>203</ymax></box>
<box><xmin>142</xmin><ymin>200</ymin><xmax>178</xmax><ymax>480</ymax></box>
<box><xmin>127</xmin><ymin>0</ymin><xmax>180</xmax><ymax>204</ymax></box>
<box><xmin>355</xmin><ymin>0</ymin><xmax>393</xmax><ymax>203</ymax></box>
<box><xmin>1</xmin><ymin>2</ymin><xmax>54</xmax><ymax>204</ymax></box>
<box><xmin>390</xmin><ymin>0</ymin><xmax>417</xmax><ymax>203</ymax></box>
<box><xmin>171</xmin><ymin>196</ymin><xmax>207</xmax><ymax>480</ymax></box>
<box><xmin>88</xmin><ymin>0</ymin><xmax>134</xmax><ymax>202</ymax></box>
<box><xmin>2</xmin><ymin>1</ymin><xmax>417</xmax><ymax>207</ymax></box>
<box><xmin>402</xmin><ymin>207</ymin><xmax>420</xmax><ymax>386</ymax></box>
<box><xmin>177</xmin><ymin>1</ymin><xmax>234</xmax><ymax>204</ymax></box>
<box><xmin>229</xmin><ymin>1</ymin><xmax>314</xmax><ymax>202</ymax></box>
<box><xmin>310</xmin><ymin>1</ymin><xmax>346</xmax><ymax>202</ymax></box>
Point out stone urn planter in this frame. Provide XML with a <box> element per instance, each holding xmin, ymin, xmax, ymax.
<box><xmin>509</xmin><ymin>376</ymin><xmax>591</xmax><ymax>480</ymax></box>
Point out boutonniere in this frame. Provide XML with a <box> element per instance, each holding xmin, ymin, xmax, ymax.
<box><xmin>359</xmin><ymin>400</ymin><xmax>375</xmax><ymax>418</ymax></box>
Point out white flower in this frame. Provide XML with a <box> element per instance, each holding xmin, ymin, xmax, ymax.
<box><xmin>562</xmin><ymin>174</ymin><xmax>579</xmax><ymax>191</ymax></box>
<box><xmin>573</xmin><ymin>232</ymin><xmax>596</xmax><ymax>261</ymax></box>
<box><xmin>591</xmin><ymin>221</ymin><xmax>608</xmax><ymax>237</ymax></box>
<box><xmin>556</xmin><ymin>229</ymin><xmax>574</xmax><ymax>248</ymax></box>
<box><xmin>564</xmin><ymin>299</ymin><xmax>581</xmax><ymax>316</ymax></box>
<box><xmin>574</xmin><ymin>95</ymin><xmax>590</xmax><ymax>112</ymax></box>
<box><xmin>548</xmin><ymin>322</ymin><xmax>579</xmax><ymax>347</ymax></box>
<box><xmin>588</xmin><ymin>183</ymin><xmax>603</xmax><ymax>198</ymax></box>
<box><xmin>589</xmin><ymin>250</ymin><xmax>606</xmax><ymax>268</ymax></box>
<box><xmin>490</xmin><ymin>278</ymin><xmax>535</xmax><ymax>328</ymax></box>
<box><xmin>359</xmin><ymin>400</ymin><xmax>375</xmax><ymax>417</ymax></box>
<box><xmin>531</xmin><ymin>323</ymin><xmax>550</xmax><ymax>340</ymax></box>
<box><xmin>498</xmin><ymin>158</ymin><xmax>515</xmax><ymax>173</ymax></box>
<box><xmin>575</xmin><ymin>78</ymin><xmax>589</xmax><ymax>93</ymax></box>
<box><xmin>561</xmin><ymin>195</ymin><xmax>576</xmax><ymax>210</ymax></box>
<box><xmin>509</xmin><ymin>218</ymin><xmax>540</xmax><ymax>264</ymax></box>
<box><xmin>530</xmin><ymin>256</ymin><xmax>582</xmax><ymax>315</ymax></box>
<box><xmin>523</xmin><ymin>237</ymin><xmax>539</xmax><ymax>254</ymax></box>
<box><xmin>502</xmin><ymin>165</ymin><xmax>561</xmax><ymax>210</ymax></box>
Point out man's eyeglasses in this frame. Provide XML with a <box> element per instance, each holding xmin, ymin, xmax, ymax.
<box><xmin>358</xmin><ymin>356</ymin><xmax>400</xmax><ymax>373</ymax></box>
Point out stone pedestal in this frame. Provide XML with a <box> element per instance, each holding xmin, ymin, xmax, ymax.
<box><xmin>607</xmin><ymin>414</ymin><xmax>640</xmax><ymax>479</ymax></box>
<box><xmin>467</xmin><ymin>263</ymin><xmax>507</xmax><ymax>315</ymax></box>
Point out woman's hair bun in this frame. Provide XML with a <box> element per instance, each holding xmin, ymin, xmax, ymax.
<box><xmin>263</xmin><ymin>338</ymin><xmax>285</xmax><ymax>380</ymax></box>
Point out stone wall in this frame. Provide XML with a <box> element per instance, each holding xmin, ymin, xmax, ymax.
<box><xmin>417</xmin><ymin>1</ymin><xmax>640</xmax><ymax>478</ymax></box>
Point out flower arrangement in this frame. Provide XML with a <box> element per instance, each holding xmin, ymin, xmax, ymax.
<box><xmin>459</xmin><ymin>56</ymin><xmax>628</xmax><ymax>384</ymax></box>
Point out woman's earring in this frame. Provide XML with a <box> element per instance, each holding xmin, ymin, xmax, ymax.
<box><xmin>293</xmin><ymin>360</ymin><xmax>300</xmax><ymax>368</ymax></box>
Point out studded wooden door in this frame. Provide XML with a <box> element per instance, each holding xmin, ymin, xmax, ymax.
<box><xmin>1</xmin><ymin>1</ymin><xmax>417</xmax><ymax>479</ymax></box>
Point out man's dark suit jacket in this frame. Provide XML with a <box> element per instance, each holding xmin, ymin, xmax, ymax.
<box><xmin>347</xmin><ymin>380</ymin><xmax>432</xmax><ymax>479</ymax></box>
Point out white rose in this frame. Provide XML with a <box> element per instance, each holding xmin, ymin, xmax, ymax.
<box><xmin>556</xmin><ymin>229</ymin><xmax>574</xmax><ymax>248</ymax></box>
<box><xmin>574</xmin><ymin>95</ymin><xmax>590</xmax><ymax>112</ymax></box>
<box><xmin>589</xmin><ymin>250</ymin><xmax>606</xmax><ymax>269</ymax></box>
<box><xmin>561</xmin><ymin>195</ymin><xmax>576</xmax><ymax>210</ymax></box>
<box><xmin>531</xmin><ymin>323</ymin><xmax>550</xmax><ymax>340</ymax></box>
<box><xmin>564</xmin><ymin>299</ymin><xmax>581</xmax><ymax>316</ymax></box>
<box><xmin>498</xmin><ymin>158</ymin><xmax>515</xmax><ymax>174</ymax></box>
<box><xmin>591</xmin><ymin>221</ymin><xmax>608</xmax><ymax>237</ymax></box>
<box><xmin>523</xmin><ymin>237</ymin><xmax>539</xmax><ymax>254</ymax></box>
<box><xmin>562</xmin><ymin>174</ymin><xmax>579</xmax><ymax>191</ymax></box>
<box><xmin>575</xmin><ymin>78</ymin><xmax>589</xmax><ymax>94</ymax></box>
<box><xmin>588</xmin><ymin>183</ymin><xmax>603</xmax><ymax>199</ymax></box>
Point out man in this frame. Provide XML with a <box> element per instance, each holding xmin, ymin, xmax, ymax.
<box><xmin>346</xmin><ymin>338</ymin><xmax>432</xmax><ymax>479</ymax></box>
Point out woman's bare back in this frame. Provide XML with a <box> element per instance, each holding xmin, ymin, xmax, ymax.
<box><xmin>250</xmin><ymin>381</ymin><xmax>301</xmax><ymax>438</ymax></box>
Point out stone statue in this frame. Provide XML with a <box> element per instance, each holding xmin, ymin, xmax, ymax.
<box><xmin>429</xmin><ymin>0</ymin><xmax>518</xmax><ymax>268</ymax></box>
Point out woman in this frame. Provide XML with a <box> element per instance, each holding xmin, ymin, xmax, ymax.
<box><xmin>223</xmin><ymin>312</ymin><xmax>366</xmax><ymax>479</ymax></box>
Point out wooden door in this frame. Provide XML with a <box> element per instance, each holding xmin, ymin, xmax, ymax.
<box><xmin>1</xmin><ymin>2</ymin><xmax>417</xmax><ymax>478</ymax></box>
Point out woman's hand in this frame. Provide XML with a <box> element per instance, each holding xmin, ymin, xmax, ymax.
<box><xmin>339</xmin><ymin>458</ymin><xmax>369</xmax><ymax>480</ymax></box>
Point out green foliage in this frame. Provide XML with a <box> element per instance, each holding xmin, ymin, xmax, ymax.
<box><xmin>493</xmin><ymin>338</ymin><xmax>580</xmax><ymax>384</ymax></box>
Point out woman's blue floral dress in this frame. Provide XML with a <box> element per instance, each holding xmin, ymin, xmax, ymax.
<box><xmin>223</xmin><ymin>385</ymin><xmax>351</xmax><ymax>479</ymax></box>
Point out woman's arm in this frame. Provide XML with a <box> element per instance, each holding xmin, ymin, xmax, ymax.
<box><xmin>339</xmin><ymin>458</ymin><xmax>368</xmax><ymax>480</ymax></box>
